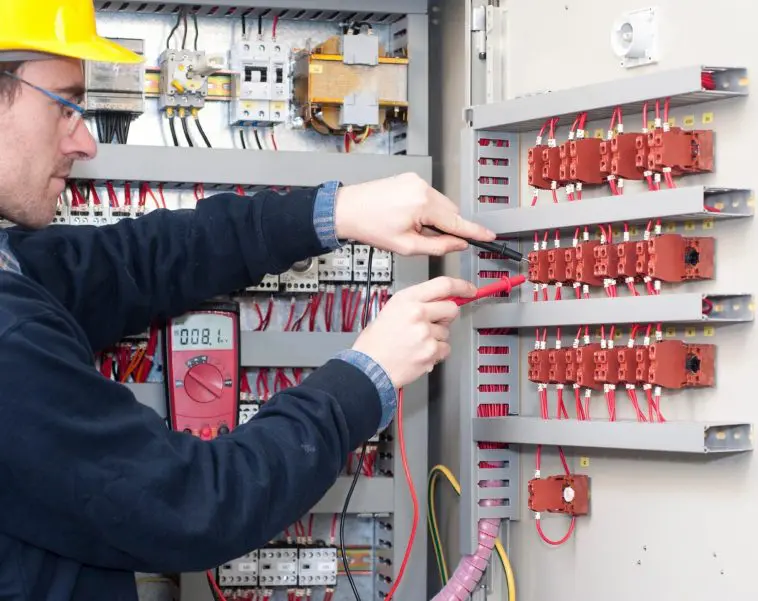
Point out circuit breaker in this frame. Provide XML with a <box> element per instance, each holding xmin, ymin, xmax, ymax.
<box><xmin>230</xmin><ymin>40</ymin><xmax>292</xmax><ymax>125</ymax></box>
<box><xmin>158</xmin><ymin>49</ymin><xmax>223</xmax><ymax>111</ymax></box>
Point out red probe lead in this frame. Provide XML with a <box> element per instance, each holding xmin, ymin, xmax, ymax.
<box><xmin>450</xmin><ymin>274</ymin><xmax>527</xmax><ymax>306</ymax></box>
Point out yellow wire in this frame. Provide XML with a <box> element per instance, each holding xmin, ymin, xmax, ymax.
<box><xmin>428</xmin><ymin>464</ymin><xmax>517</xmax><ymax>601</ymax></box>
<box><xmin>428</xmin><ymin>470</ymin><xmax>450</xmax><ymax>580</ymax></box>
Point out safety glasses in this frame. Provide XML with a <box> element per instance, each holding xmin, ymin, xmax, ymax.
<box><xmin>1</xmin><ymin>70</ymin><xmax>85</xmax><ymax>135</ymax></box>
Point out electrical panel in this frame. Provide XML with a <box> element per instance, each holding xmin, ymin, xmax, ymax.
<box><xmin>158</xmin><ymin>49</ymin><xmax>223</xmax><ymax>112</ymax></box>
<box><xmin>79</xmin><ymin>7</ymin><xmax>429</xmax><ymax>601</ymax></box>
<box><xmin>230</xmin><ymin>40</ymin><xmax>292</xmax><ymax>126</ymax></box>
<box><xmin>84</xmin><ymin>38</ymin><xmax>146</xmax><ymax>114</ymax></box>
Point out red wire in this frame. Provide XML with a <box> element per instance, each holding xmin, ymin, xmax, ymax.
<box><xmin>272</xmin><ymin>15</ymin><xmax>279</xmax><ymax>38</ymax></box>
<box><xmin>382</xmin><ymin>390</ymin><xmax>417</xmax><ymax>601</ymax></box>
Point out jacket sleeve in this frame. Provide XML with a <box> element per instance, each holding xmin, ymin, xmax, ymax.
<box><xmin>6</xmin><ymin>188</ymin><xmax>328</xmax><ymax>351</ymax></box>
<box><xmin>0</xmin><ymin>309</ymin><xmax>381</xmax><ymax>573</ymax></box>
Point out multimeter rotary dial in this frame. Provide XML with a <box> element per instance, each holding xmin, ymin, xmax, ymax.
<box><xmin>183</xmin><ymin>361</ymin><xmax>225</xmax><ymax>403</ymax></box>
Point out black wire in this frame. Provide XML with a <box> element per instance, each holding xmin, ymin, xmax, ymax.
<box><xmin>258</xmin><ymin>15</ymin><xmax>263</xmax><ymax>36</ymax></box>
<box><xmin>181</xmin><ymin>116</ymin><xmax>194</xmax><ymax>147</ymax></box>
<box><xmin>181</xmin><ymin>10</ymin><xmax>188</xmax><ymax>50</ymax></box>
<box><xmin>192</xmin><ymin>13</ymin><xmax>199</xmax><ymax>52</ymax></box>
<box><xmin>239</xmin><ymin>129</ymin><xmax>247</xmax><ymax>149</ymax></box>
<box><xmin>340</xmin><ymin>246</ymin><xmax>375</xmax><ymax>601</ymax></box>
<box><xmin>194</xmin><ymin>117</ymin><xmax>212</xmax><ymax>148</ymax></box>
<box><xmin>168</xmin><ymin>116</ymin><xmax>179</xmax><ymax>146</ymax></box>
<box><xmin>253</xmin><ymin>128</ymin><xmax>263</xmax><ymax>150</ymax></box>
<box><xmin>241</xmin><ymin>15</ymin><xmax>246</xmax><ymax>37</ymax></box>
<box><xmin>166</xmin><ymin>8</ymin><xmax>183</xmax><ymax>49</ymax></box>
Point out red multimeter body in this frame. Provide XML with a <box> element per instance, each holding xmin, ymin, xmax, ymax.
<box><xmin>164</xmin><ymin>301</ymin><xmax>241</xmax><ymax>440</ymax></box>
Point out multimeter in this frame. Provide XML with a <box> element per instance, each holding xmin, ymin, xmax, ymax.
<box><xmin>164</xmin><ymin>301</ymin><xmax>241</xmax><ymax>440</ymax></box>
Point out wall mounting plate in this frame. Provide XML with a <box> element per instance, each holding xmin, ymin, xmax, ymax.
<box><xmin>611</xmin><ymin>7</ymin><xmax>659</xmax><ymax>69</ymax></box>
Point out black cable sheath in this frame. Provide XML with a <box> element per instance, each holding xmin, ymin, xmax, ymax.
<box><xmin>181</xmin><ymin>116</ymin><xmax>194</xmax><ymax>147</ymax></box>
<box><xmin>239</xmin><ymin>129</ymin><xmax>247</xmax><ymax>149</ymax></box>
<box><xmin>340</xmin><ymin>247</ymin><xmax>375</xmax><ymax>601</ymax></box>
<box><xmin>166</xmin><ymin>9</ymin><xmax>183</xmax><ymax>49</ymax></box>
<box><xmin>192</xmin><ymin>13</ymin><xmax>199</xmax><ymax>51</ymax></box>
<box><xmin>168</xmin><ymin>116</ymin><xmax>179</xmax><ymax>147</ymax></box>
<box><xmin>194</xmin><ymin>118</ymin><xmax>212</xmax><ymax>148</ymax></box>
<box><xmin>181</xmin><ymin>10</ymin><xmax>188</xmax><ymax>50</ymax></box>
<box><xmin>253</xmin><ymin>129</ymin><xmax>263</xmax><ymax>150</ymax></box>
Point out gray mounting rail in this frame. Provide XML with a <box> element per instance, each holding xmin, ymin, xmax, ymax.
<box><xmin>95</xmin><ymin>0</ymin><xmax>426</xmax><ymax>19</ymax></box>
<box><xmin>241</xmin><ymin>332</ymin><xmax>358</xmax><ymax>367</ymax></box>
<box><xmin>473</xmin><ymin>416</ymin><xmax>753</xmax><ymax>454</ymax></box>
<box><xmin>71</xmin><ymin>145</ymin><xmax>432</xmax><ymax>188</ymax></box>
<box><xmin>471</xmin><ymin>293</ymin><xmax>754</xmax><ymax>329</ymax></box>
<box><xmin>476</xmin><ymin>187</ymin><xmax>753</xmax><ymax>238</ymax></box>
<box><xmin>467</xmin><ymin>65</ymin><xmax>748</xmax><ymax>132</ymax></box>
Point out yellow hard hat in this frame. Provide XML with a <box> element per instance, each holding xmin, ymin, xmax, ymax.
<box><xmin>0</xmin><ymin>0</ymin><xmax>142</xmax><ymax>64</ymax></box>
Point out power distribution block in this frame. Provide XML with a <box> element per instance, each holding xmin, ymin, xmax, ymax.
<box><xmin>298</xmin><ymin>547</ymin><xmax>338</xmax><ymax>586</ymax></box>
<box><xmin>84</xmin><ymin>38</ymin><xmax>145</xmax><ymax>114</ymax></box>
<box><xmin>247</xmin><ymin>274</ymin><xmax>280</xmax><ymax>293</ymax></box>
<box><xmin>636</xmin><ymin>340</ymin><xmax>715</xmax><ymax>389</ymax></box>
<box><xmin>53</xmin><ymin>205</ymin><xmax>70</xmax><ymax>225</ymax></box>
<box><xmin>230</xmin><ymin>40</ymin><xmax>292</xmax><ymax>125</ymax></box>
<box><xmin>353</xmin><ymin>245</ymin><xmax>393</xmax><ymax>283</ymax></box>
<box><xmin>218</xmin><ymin>551</ymin><xmax>259</xmax><ymax>587</ymax></box>
<box><xmin>318</xmin><ymin>247</ymin><xmax>354</xmax><ymax>282</ymax></box>
<box><xmin>110</xmin><ymin>207</ymin><xmax>133</xmax><ymax>225</ymax></box>
<box><xmin>259</xmin><ymin>548</ymin><xmax>298</xmax><ymax>587</ymax></box>
<box><xmin>158</xmin><ymin>49</ymin><xmax>223</xmax><ymax>111</ymax></box>
<box><xmin>281</xmin><ymin>258</ymin><xmax>319</xmax><ymax>292</ymax></box>
<box><xmin>527</xmin><ymin>145</ymin><xmax>551</xmax><ymax>190</ymax></box>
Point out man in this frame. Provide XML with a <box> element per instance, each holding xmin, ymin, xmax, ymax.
<box><xmin>0</xmin><ymin>1</ymin><xmax>495</xmax><ymax>600</ymax></box>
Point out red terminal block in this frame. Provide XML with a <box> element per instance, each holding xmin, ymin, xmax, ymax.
<box><xmin>528</xmin><ymin>474</ymin><xmax>590</xmax><ymax>515</ymax></box>
<box><xmin>541</xmin><ymin>146</ymin><xmax>563</xmax><ymax>185</ymax></box>
<box><xmin>566</xmin><ymin>343</ymin><xmax>602</xmax><ymax>390</ymax></box>
<box><xmin>616</xmin><ymin>347</ymin><xmax>640</xmax><ymax>384</ymax></box>
<box><xmin>646</xmin><ymin>235</ymin><xmax>715</xmax><ymax>282</ymax></box>
<box><xmin>528</xmin><ymin>250</ymin><xmax>551</xmax><ymax>284</ymax></box>
<box><xmin>528</xmin><ymin>145</ymin><xmax>551</xmax><ymax>190</ymax></box>
<box><xmin>548</xmin><ymin>348</ymin><xmax>570</xmax><ymax>384</ymax></box>
<box><xmin>647</xmin><ymin>128</ymin><xmax>714</xmax><ymax>175</ymax></box>
<box><xmin>634</xmin><ymin>133</ymin><xmax>651</xmax><ymax>173</ymax></box>
<box><xmin>560</xmin><ymin>139</ymin><xmax>604</xmax><ymax>185</ymax></box>
<box><xmin>547</xmin><ymin>247</ymin><xmax>569</xmax><ymax>284</ymax></box>
<box><xmin>638</xmin><ymin>340</ymin><xmax>716</xmax><ymax>389</ymax></box>
<box><xmin>604</xmin><ymin>133</ymin><xmax>646</xmax><ymax>180</ymax></box>
<box><xmin>594</xmin><ymin>243</ymin><xmax>620</xmax><ymax>280</ymax></box>
<box><xmin>593</xmin><ymin>347</ymin><xmax>621</xmax><ymax>385</ymax></box>
<box><xmin>634</xmin><ymin>240</ymin><xmax>652</xmax><ymax>279</ymax></box>
<box><xmin>528</xmin><ymin>349</ymin><xmax>550</xmax><ymax>384</ymax></box>
<box><xmin>616</xmin><ymin>241</ymin><xmax>642</xmax><ymax>280</ymax></box>
<box><xmin>565</xmin><ymin>241</ymin><xmax>603</xmax><ymax>287</ymax></box>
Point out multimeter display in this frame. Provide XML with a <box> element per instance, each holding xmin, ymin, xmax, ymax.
<box><xmin>164</xmin><ymin>302</ymin><xmax>240</xmax><ymax>441</ymax></box>
<box><xmin>171</xmin><ymin>313</ymin><xmax>234</xmax><ymax>351</ymax></box>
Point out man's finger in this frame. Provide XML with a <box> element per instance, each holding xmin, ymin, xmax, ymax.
<box><xmin>424</xmin><ymin>300</ymin><xmax>460</xmax><ymax>324</ymax></box>
<box><xmin>427</xmin><ymin>187</ymin><xmax>461</xmax><ymax>215</ymax></box>
<box><xmin>429</xmin><ymin>323</ymin><xmax>450</xmax><ymax>342</ymax></box>
<box><xmin>422</xmin><ymin>205</ymin><xmax>496</xmax><ymax>242</ymax></box>
<box><xmin>413</xmin><ymin>233</ymin><xmax>468</xmax><ymax>256</ymax></box>
<box><xmin>404</xmin><ymin>276</ymin><xmax>477</xmax><ymax>303</ymax></box>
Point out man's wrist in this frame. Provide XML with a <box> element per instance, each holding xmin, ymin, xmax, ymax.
<box><xmin>334</xmin><ymin>349</ymin><xmax>397</xmax><ymax>431</ymax></box>
<box><xmin>313</xmin><ymin>181</ymin><xmax>344</xmax><ymax>250</ymax></box>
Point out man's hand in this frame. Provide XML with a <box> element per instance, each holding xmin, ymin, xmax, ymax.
<box><xmin>334</xmin><ymin>173</ymin><xmax>496</xmax><ymax>256</ymax></box>
<box><xmin>351</xmin><ymin>277</ymin><xmax>477</xmax><ymax>388</ymax></box>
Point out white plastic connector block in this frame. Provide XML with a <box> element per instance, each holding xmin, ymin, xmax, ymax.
<box><xmin>298</xmin><ymin>548</ymin><xmax>338</xmax><ymax>586</ymax></box>
<box><xmin>259</xmin><ymin>548</ymin><xmax>298</xmax><ymax>587</ymax></box>
<box><xmin>318</xmin><ymin>247</ymin><xmax>354</xmax><ymax>283</ymax></box>
<box><xmin>281</xmin><ymin>257</ymin><xmax>319</xmax><ymax>293</ymax></box>
<box><xmin>352</xmin><ymin>245</ymin><xmax>393</xmax><ymax>283</ymax></box>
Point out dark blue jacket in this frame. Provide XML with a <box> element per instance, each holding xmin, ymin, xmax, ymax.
<box><xmin>0</xmin><ymin>188</ymin><xmax>380</xmax><ymax>600</ymax></box>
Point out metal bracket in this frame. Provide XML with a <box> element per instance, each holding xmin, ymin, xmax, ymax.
<box><xmin>342</xmin><ymin>32</ymin><xmax>379</xmax><ymax>66</ymax></box>
<box><xmin>340</xmin><ymin>91</ymin><xmax>380</xmax><ymax>127</ymax></box>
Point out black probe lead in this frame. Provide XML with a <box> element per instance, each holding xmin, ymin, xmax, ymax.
<box><xmin>340</xmin><ymin>247</ymin><xmax>374</xmax><ymax>601</ymax></box>
<box><xmin>427</xmin><ymin>225</ymin><xmax>527</xmax><ymax>263</ymax></box>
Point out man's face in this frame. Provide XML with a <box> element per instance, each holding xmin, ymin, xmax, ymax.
<box><xmin>0</xmin><ymin>58</ymin><xmax>97</xmax><ymax>228</ymax></box>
